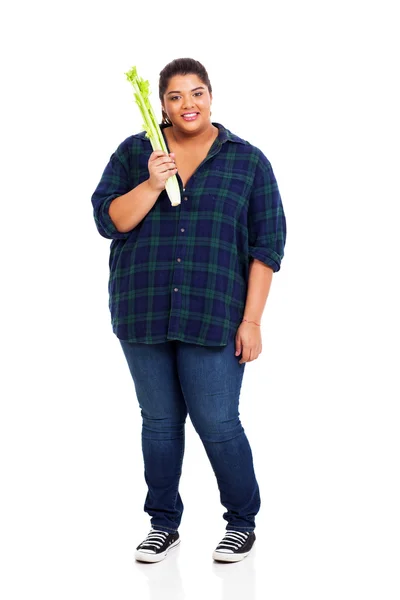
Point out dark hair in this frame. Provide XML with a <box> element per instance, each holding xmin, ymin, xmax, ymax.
<box><xmin>159</xmin><ymin>58</ymin><xmax>212</xmax><ymax>125</ymax></box>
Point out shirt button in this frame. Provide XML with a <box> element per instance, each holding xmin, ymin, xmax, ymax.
<box><xmin>184</xmin><ymin>197</ymin><xmax>188</xmax><ymax>201</ymax></box>
<box><xmin>180</xmin><ymin>228</ymin><xmax>185</xmax><ymax>232</ymax></box>
<box><xmin>174</xmin><ymin>288</ymin><xmax>179</xmax><ymax>292</ymax></box>
<box><xmin>177</xmin><ymin>258</ymin><xmax>181</xmax><ymax>262</ymax></box>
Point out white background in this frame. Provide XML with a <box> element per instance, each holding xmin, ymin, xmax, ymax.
<box><xmin>1</xmin><ymin>0</ymin><xmax>399</xmax><ymax>598</ymax></box>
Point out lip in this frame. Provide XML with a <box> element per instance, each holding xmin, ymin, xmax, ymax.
<box><xmin>181</xmin><ymin>112</ymin><xmax>199</xmax><ymax>121</ymax></box>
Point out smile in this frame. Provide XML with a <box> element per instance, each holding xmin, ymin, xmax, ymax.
<box><xmin>181</xmin><ymin>113</ymin><xmax>199</xmax><ymax>121</ymax></box>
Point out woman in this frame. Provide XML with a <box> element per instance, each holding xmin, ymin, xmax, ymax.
<box><xmin>91</xmin><ymin>58</ymin><xmax>286</xmax><ymax>563</ymax></box>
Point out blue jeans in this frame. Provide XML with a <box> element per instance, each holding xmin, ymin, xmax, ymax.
<box><xmin>119</xmin><ymin>338</ymin><xmax>261</xmax><ymax>533</ymax></box>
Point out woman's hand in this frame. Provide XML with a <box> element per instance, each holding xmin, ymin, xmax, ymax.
<box><xmin>235</xmin><ymin>322</ymin><xmax>262</xmax><ymax>364</ymax></box>
<box><xmin>147</xmin><ymin>151</ymin><xmax>178</xmax><ymax>192</ymax></box>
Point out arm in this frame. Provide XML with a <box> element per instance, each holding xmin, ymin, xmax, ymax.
<box><xmin>91</xmin><ymin>147</ymin><xmax>137</xmax><ymax>240</ymax></box>
<box><xmin>235</xmin><ymin>151</ymin><xmax>286</xmax><ymax>363</ymax></box>
<box><xmin>108</xmin><ymin>180</ymin><xmax>160</xmax><ymax>233</ymax></box>
<box><xmin>91</xmin><ymin>145</ymin><xmax>177</xmax><ymax>239</ymax></box>
<box><xmin>235</xmin><ymin>259</ymin><xmax>273</xmax><ymax>363</ymax></box>
<box><xmin>108</xmin><ymin>150</ymin><xmax>177</xmax><ymax>232</ymax></box>
<box><xmin>247</xmin><ymin>152</ymin><xmax>286</xmax><ymax>271</ymax></box>
<box><xmin>242</xmin><ymin>258</ymin><xmax>274</xmax><ymax>324</ymax></box>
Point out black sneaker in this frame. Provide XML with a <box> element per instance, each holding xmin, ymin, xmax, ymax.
<box><xmin>213</xmin><ymin>530</ymin><xmax>256</xmax><ymax>562</ymax></box>
<box><xmin>135</xmin><ymin>528</ymin><xmax>180</xmax><ymax>563</ymax></box>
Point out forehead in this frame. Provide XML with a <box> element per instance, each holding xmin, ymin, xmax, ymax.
<box><xmin>165</xmin><ymin>73</ymin><xmax>206</xmax><ymax>92</ymax></box>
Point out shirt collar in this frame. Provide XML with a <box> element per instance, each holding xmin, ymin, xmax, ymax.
<box><xmin>211</xmin><ymin>122</ymin><xmax>247</xmax><ymax>145</ymax></box>
<box><xmin>134</xmin><ymin>122</ymin><xmax>247</xmax><ymax>146</ymax></box>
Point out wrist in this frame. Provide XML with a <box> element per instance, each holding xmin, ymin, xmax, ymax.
<box><xmin>242</xmin><ymin>318</ymin><xmax>261</xmax><ymax>326</ymax></box>
<box><xmin>145</xmin><ymin>178</ymin><xmax>163</xmax><ymax>195</ymax></box>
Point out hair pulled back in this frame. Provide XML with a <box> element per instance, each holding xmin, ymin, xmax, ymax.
<box><xmin>159</xmin><ymin>58</ymin><xmax>212</xmax><ymax>125</ymax></box>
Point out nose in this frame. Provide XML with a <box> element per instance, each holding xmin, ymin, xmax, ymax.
<box><xmin>182</xmin><ymin>94</ymin><xmax>195</xmax><ymax>109</ymax></box>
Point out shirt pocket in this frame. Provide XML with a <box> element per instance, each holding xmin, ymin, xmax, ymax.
<box><xmin>197</xmin><ymin>171</ymin><xmax>250</xmax><ymax>216</ymax></box>
<box><xmin>223</xmin><ymin>172</ymin><xmax>251</xmax><ymax>204</ymax></box>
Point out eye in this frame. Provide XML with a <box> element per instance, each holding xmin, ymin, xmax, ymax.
<box><xmin>170</xmin><ymin>96</ymin><xmax>180</xmax><ymax>101</ymax></box>
<box><xmin>194</xmin><ymin>92</ymin><xmax>203</xmax><ymax>97</ymax></box>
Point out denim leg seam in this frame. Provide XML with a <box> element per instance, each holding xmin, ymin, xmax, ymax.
<box><xmin>149</xmin><ymin>435</ymin><xmax>184</xmax><ymax>532</ymax></box>
<box><xmin>170</xmin><ymin>428</ymin><xmax>185</xmax><ymax>526</ymax></box>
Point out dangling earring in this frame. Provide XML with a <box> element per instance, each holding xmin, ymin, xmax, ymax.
<box><xmin>162</xmin><ymin>109</ymin><xmax>171</xmax><ymax>125</ymax></box>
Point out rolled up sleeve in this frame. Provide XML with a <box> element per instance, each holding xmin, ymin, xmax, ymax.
<box><xmin>248</xmin><ymin>152</ymin><xmax>286</xmax><ymax>271</ymax></box>
<box><xmin>91</xmin><ymin>149</ymin><xmax>132</xmax><ymax>240</ymax></box>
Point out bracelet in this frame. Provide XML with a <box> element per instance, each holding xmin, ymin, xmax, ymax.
<box><xmin>242</xmin><ymin>319</ymin><xmax>260</xmax><ymax>326</ymax></box>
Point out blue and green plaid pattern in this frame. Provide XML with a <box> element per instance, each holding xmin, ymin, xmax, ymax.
<box><xmin>91</xmin><ymin>123</ymin><xmax>286</xmax><ymax>345</ymax></box>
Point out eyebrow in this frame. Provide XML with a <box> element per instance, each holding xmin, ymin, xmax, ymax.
<box><xmin>167</xmin><ymin>86</ymin><xmax>205</xmax><ymax>95</ymax></box>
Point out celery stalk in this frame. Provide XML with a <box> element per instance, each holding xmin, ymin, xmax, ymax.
<box><xmin>125</xmin><ymin>66</ymin><xmax>181</xmax><ymax>206</ymax></box>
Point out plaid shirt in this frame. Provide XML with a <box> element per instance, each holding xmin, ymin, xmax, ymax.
<box><xmin>91</xmin><ymin>122</ymin><xmax>286</xmax><ymax>346</ymax></box>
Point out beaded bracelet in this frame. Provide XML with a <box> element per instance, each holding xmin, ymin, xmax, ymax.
<box><xmin>242</xmin><ymin>319</ymin><xmax>260</xmax><ymax>326</ymax></box>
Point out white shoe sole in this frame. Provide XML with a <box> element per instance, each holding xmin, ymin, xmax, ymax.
<box><xmin>212</xmin><ymin>549</ymin><xmax>251</xmax><ymax>562</ymax></box>
<box><xmin>135</xmin><ymin>538</ymin><xmax>181</xmax><ymax>563</ymax></box>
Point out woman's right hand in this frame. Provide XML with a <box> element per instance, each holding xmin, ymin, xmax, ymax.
<box><xmin>147</xmin><ymin>151</ymin><xmax>178</xmax><ymax>192</ymax></box>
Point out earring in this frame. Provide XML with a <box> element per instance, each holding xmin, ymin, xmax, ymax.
<box><xmin>162</xmin><ymin>109</ymin><xmax>171</xmax><ymax>125</ymax></box>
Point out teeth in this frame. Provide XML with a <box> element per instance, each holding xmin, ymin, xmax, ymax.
<box><xmin>183</xmin><ymin>113</ymin><xmax>197</xmax><ymax>117</ymax></box>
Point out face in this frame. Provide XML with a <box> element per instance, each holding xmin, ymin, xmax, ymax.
<box><xmin>162</xmin><ymin>73</ymin><xmax>212</xmax><ymax>131</ymax></box>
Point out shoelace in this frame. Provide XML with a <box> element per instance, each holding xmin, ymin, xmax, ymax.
<box><xmin>216</xmin><ymin>531</ymin><xmax>250</xmax><ymax>550</ymax></box>
<box><xmin>139</xmin><ymin>529</ymin><xmax>169</xmax><ymax>550</ymax></box>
